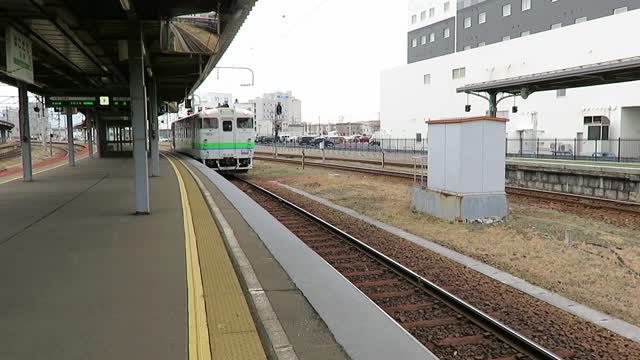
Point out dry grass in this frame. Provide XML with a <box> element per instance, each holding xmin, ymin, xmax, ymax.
<box><xmin>248</xmin><ymin>160</ymin><xmax>640</xmax><ymax>325</ymax></box>
<box><xmin>0</xmin><ymin>145</ymin><xmax>65</xmax><ymax>172</ymax></box>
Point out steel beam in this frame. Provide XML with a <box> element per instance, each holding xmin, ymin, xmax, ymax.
<box><xmin>129</xmin><ymin>20</ymin><xmax>150</xmax><ymax>214</ymax></box>
<box><xmin>65</xmin><ymin>107</ymin><xmax>75</xmax><ymax>166</ymax></box>
<box><xmin>149</xmin><ymin>77</ymin><xmax>160</xmax><ymax>177</ymax></box>
<box><xmin>18</xmin><ymin>83</ymin><xmax>32</xmax><ymax>181</ymax></box>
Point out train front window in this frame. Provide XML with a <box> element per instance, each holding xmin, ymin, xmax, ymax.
<box><xmin>223</xmin><ymin>120</ymin><xmax>233</xmax><ymax>132</ymax></box>
<box><xmin>237</xmin><ymin>117</ymin><xmax>253</xmax><ymax>129</ymax></box>
<box><xmin>203</xmin><ymin>118</ymin><xmax>219</xmax><ymax>129</ymax></box>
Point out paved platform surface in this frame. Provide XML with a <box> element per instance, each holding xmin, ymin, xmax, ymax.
<box><xmin>182</xmin><ymin>156</ymin><xmax>350</xmax><ymax>360</ymax></box>
<box><xmin>0</xmin><ymin>157</ymin><xmax>186</xmax><ymax>359</ymax></box>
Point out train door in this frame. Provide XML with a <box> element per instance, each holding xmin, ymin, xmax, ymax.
<box><xmin>220</xmin><ymin>117</ymin><xmax>235</xmax><ymax>166</ymax></box>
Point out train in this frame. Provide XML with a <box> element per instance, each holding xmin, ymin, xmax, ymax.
<box><xmin>172</xmin><ymin>107</ymin><xmax>255</xmax><ymax>172</ymax></box>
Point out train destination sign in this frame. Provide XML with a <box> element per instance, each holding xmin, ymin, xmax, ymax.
<box><xmin>46</xmin><ymin>96</ymin><xmax>131</xmax><ymax>108</ymax></box>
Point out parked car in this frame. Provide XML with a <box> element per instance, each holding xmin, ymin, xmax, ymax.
<box><xmin>357</xmin><ymin>135</ymin><xmax>370</xmax><ymax>142</ymax></box>
<box><xmin>260</xmin><ymin>136</ymin><xmax>274</xmax><ymax>144</ymax></box>
<box><xmin>297</xmin><ymin>136</ymin><xmax>316</xmax><ymax>146</ymax></box>
<box><xmin>312</xmin><ymin>137</ymin><xmax>335</xmax><ymax>148</ymax></box>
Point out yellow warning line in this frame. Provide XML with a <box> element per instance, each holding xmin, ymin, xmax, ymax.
<box><xmin>166</xmin><ymin>155</ymin><xmax>212</xmax><ymax>360</ymax></box>
<box><xmin>164</xmin><ymin>153</ymin><xmax>266</xmax><ymax>360</ymax></box>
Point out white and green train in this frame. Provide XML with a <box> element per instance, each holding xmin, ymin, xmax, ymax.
<box><xmin>172</xmin><ymin>107</ymin><xmax>255</xmax><ymax>172</ymax></box>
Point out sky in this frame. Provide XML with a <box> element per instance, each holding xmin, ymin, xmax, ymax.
<box><xmin>196</xmin><ymin>0</ymin><xmax>407</xmax><ymax>123</ymax></box>
<box><xmin>1</xmin><ymin>0</ymin><xmax>408</xmax><ymax>125</ymax></box>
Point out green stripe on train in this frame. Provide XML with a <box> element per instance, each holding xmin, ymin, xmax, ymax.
<box><xmin>192</xmin><ymin>142</ymin><xmax>255</xmax><ymax>150</ymax></box>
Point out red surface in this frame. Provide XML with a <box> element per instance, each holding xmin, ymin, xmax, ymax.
<box><xmin>0</xmin><ymin>146</ymin><xmax>88</xmax><ymax>177</ymax></box>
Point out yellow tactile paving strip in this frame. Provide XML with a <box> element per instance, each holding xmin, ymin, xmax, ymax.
<box><xmin>166</xmin><ymin>154</ymin><xmax>267</xmax><ymax>360</ymax></box>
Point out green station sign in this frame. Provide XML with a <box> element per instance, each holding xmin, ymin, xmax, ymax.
<box><xmin>46</xmin><ymin>96</ymin><xmax>131</xmax><ymax>109</ymax></box>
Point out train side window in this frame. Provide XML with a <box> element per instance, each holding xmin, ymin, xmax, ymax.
<box><xmin>237</xmin><ymin>117</ymin><xmax>253</xmax><ymax>129</ymax></box>
<box><xmin>196</xmin><ymin>119</ymin><xmax>202</xmax><ymax>129</ymax></box>
<box><xmin>223</xmin><ymin>120</ymin><xmax>233</xmax><ymax>132</ymax></box>
<box><xmin>212</xmin><ymin>118</ymin><xmax>219</xmax><ymax>129</ymax></box>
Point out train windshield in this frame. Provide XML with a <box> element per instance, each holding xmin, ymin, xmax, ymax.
<box><xmin>223</xmin><ymin>120</ymin><xmax>233</xmax><ymax>132</ymax></box>
<box><xmin>203</xmin><ymin>118</ymin><xmax>219</xmax><ymax>129</ymax></box>
<box><xmin>237</xmin><ymin>117</ymin><xmax>253</xmax><ymax>129</ymax></box>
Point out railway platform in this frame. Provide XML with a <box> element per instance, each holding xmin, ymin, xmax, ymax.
<box><xmin>0</xmin><ymin>154</ymin><xmax>434</xmax><ymax>360</ymax></box>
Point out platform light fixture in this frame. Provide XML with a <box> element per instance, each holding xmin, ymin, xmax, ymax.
<box><xmin>120</xmin><ymin>0</ymin><xmax>130</xmax><ymax>11</ymax></box>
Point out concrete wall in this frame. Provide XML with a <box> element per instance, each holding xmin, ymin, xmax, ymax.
<box><xmin>621</xmin><ymin>107</ymin><xmax>640</xmax><ymax>139</ymax></box>
<box><xmin>506</xmin><ymin>164</ymin><xmax>640</xmax><ymax>202</ymax></box>
<box><xmin>382</xmin><ymin>9</ymin><xmax>640</xmax><ymax>139</ymax></box>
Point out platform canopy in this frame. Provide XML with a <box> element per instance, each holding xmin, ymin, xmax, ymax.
<box><xmin>0</xmin><ymin>119</ymin><xmax>15</xmax><ymax>130</ymax></box>
<box><xmin>457</xmin><ymin>56</ymin><xmax>640</xmax><ymax>97</ymax></box>
<box><xmin>0</xmin><ymin>0</ymin><xmax>255</xmax><ymax>102</ymax></box>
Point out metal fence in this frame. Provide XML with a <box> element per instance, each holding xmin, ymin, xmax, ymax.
<box><xmin>506</xmin><ymin>138</ymin><xmax>640</xmax><ymax>162</ymax></box>
<box><xmin>257</xmin><ymin>138</ymin><xmax>428</xmax><ymax>154</ymax></box>
<box><xmin>257</xmin><ymin>137</ymin><xmax>640</xmax><ymax>163</ymax></box>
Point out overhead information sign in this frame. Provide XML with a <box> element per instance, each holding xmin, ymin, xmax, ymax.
<box><xmin>5</xmin><ymin>27</ymin><xmax>34</xmax><ymax>84</ymax></box>
<box><xmin>46</xmin><ymin>96</ymin><xmax>131</xmax><ymax>109</ymax></box>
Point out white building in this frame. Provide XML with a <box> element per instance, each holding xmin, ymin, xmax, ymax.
<box><xmin>382</xmin><ymin>1</ymin><xmax>640</xmax><ymax>142</ymax></box>
<box><xmin>249</xmin><ymin>91</ymin><xmax>302</xmax><ymax>136</ymax></box>
<box><xmin>198</xmin><ymin>92</ymin><xmax>232</xmax><ymax>109</ymax></box>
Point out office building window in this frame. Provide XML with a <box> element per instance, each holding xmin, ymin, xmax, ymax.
<box><xmin>522</xmin><ymin>0</ymin><xmax>531</xmax><ymax>11</ymax></box>
<box><xmin>557</xmin><ymin>89</ymin><xmax>566</xmax><ymax>97</ymax></box>
<box><xmin>502</xmin><ymin>35</ymin><xmax>511</xmax><ymax>41</ymax></box>
<box><xmin>551</xmin><ymin>22</ymin><xmax>562</xmax><ymax>29</ymax></box>
<box><xmin>463</xmin><ymin>45</ymin><xmax>471</xmax><ymax>51</ymax></box>
<box><xmin>575</xmin><ymin>17</ymin><xmax>587</xmax><ymax>24</ymax></box>
<box><xmin>478</xmin><ymin>42</ymin><xmax>486</xmax><ymax>47</ymax></box>
<box><xmin>614</xmin><ymin>6</ymin><xmax>628</xmax><ymax>14</ymax></box>
<box><xmin>479</xmin><ymin>12</ymin><xmax>486</xmax><ymax>24</ymax></box>
<box><xmin>430</xmin><ymin>33</ymin><xmax>435</xmax><ymax>42</ymax></box>
<box><xmin>421</xmin><ymin>11</ymin><xmax>426</xmax><ymax>21</ymax></box>
<box><xmin>411</xmin><ymin>14</ymin><xmax>417</xmax><ymax>24</ymax></box>
<box><xmin>423</xmin><ymin>74</ymin><xmax>431</xmax><ymax>85</ymax></box>
<box><xmin>421</xmin><ymin>35</ymin><xmax>427</xmax><ymax>45</ymax></box>
<box><xmin>452</xmin><ymin>67</ymin><xmax>466</xmax><ymax>79</ymax></box>
<box><xmin>444</xmin><ymin>27</ymin><xmax>451</xmax><ymax>38</ymax></box>
<box><xmin>464</xmin><ymin>17</ymin><xmax>472</xmax><ymax>28</ymax></box>
<box><xmin>429</xmin><ymin>7</ymin><xmax>435</xmax><ymax>17</ymax></box>
<box><xmin>412</xmin><ymin>38</ymin><xmax>417</xmax><ymax>47</ymax></box>
<box><xmin>444</xmin><ymin>1</ymin><xmax>450</xmax><ymax>12</ymax></box>
<box><xmin>503</xmin><ymin>4</ymin><xmax>511</xmax><ymax>17</ymax></box>
<box><xmin>521</xmin><ymin>30</ymin><xmax>531</xmax><ymax>36</ymax></box>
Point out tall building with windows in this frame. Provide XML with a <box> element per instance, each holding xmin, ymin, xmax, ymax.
<box><xmin>381</xmin><ymin>1</ymin><xmax>640</xmax><ymax>146</ymax></box>
<box><xmin>249</xmin><ymin>91</ymin><xmax>302</xmax><ymax>136</ymax></box>
<box><xmin>407</xmin><ymin>0</ymin><xmax>638</xmax><ymax>63</ymax></box>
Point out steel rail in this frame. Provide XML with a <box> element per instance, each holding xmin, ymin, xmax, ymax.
<box><xmin>236</xmin><ymin>177</ymin><xmax>563</xmax><ymax>359</ymax></box>
<box><xmin>254</xmin><ymin>156</ymin><xmax>640</xmax><ymax>214</ymax></box>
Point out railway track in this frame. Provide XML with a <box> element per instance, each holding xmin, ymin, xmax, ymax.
<box><xmin>254</xmin><ymin>155</ymin><xmax>640</xmax><ymax>215</ymax></box>
<box><xmin>0</xmin><ymin>143</ymin><xmax>70</xmax><ymax>161</ymax></box>
<box><xmin>233</xmin><ymin>177</ymin><xmax>564</xmax><ymax>360</ymax></box>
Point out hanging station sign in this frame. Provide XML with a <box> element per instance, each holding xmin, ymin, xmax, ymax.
<box><xmin>5</xmin><ymin>26</ymin><xmax>34</xmax><ymax>84</ymax></box>
<box><xmin>46</xmin><ymin>96</ymin><xmax>131</xmax><ymax>109</ymax></box>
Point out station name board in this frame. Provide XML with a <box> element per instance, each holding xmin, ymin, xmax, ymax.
<box><xmin>46</xmin><ymin>96</ymin><xmax>131</xmax><ymax>109</ymax></box>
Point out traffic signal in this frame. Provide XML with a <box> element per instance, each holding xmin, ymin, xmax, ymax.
<box><xmin>276</xmin><ymin>102</ymin><xmax>282</xmax><ymax>115</ymax></box>
<box><xmin>185</xmin><ymin>99</ymin><xmax>192</xmax><ymax>109</ymax></box>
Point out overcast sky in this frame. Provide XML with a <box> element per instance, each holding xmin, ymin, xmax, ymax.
<box><xmin>2</xmin><ymin>0</ymin><xmax>407</xmax><ymax>125</ymax></box>
<box><xmin>197</xmin><ymin>0</ymin><xmax>407</xmax><ymax>123</ymax></box>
